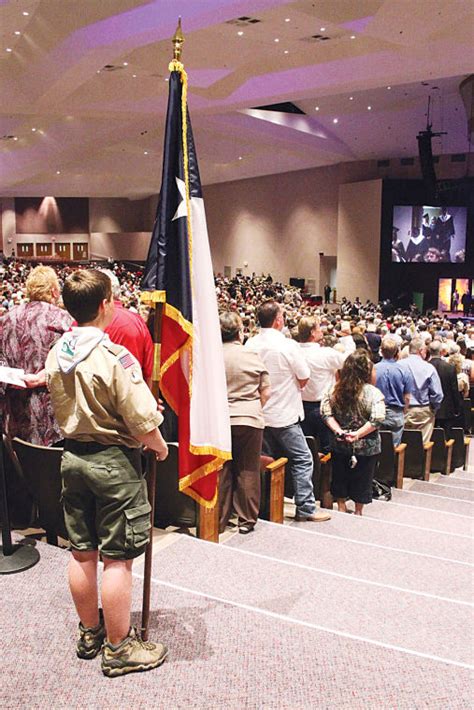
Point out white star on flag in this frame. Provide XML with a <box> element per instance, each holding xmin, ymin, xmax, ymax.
<box><xmin>172</xmin><ymin>177</ymin><xmax>188</xmax><ymax>221</ymax></box>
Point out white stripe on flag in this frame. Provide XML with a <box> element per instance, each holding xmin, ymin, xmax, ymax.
<box><xmin>190</xmin><ymin>196</ymin><xmax>231</xmax><ymax>454</ymax></box>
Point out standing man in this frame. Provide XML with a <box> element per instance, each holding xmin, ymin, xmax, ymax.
<box><xmin>298</xmin><ymin>316</ymin><xmax>346</xmax><ymax>454</ymax></box>
<box><xmin>100</xmin><ymin>269</ymin><xmax>154</xmax><ymax>385</ymax></box>
<box><xmin>375</xmin><ymin>337</ymin><xmax>413</xmax><ymax>446</ymax></box>
<box><xmin>324</xmin><ymin>284</ymin><xmax>332</xmax><ymax>304</ymax></box>
<box><xmin>399</xmin><ymin>338</ymin><xmax>443</xmax><ymax>443</ymax></box>
<box><xmin>246</xmin><ymin>301</ymin><xmax>330</xmax><ymax>522</ymax></box>
<box><xmin>428</xmin><ymin>340</ymin><xmax>462</xmax><ymax>434</ymax></box>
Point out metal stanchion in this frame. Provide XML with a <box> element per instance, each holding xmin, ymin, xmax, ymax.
<box><xmin>0</xmin><ymin>416</ymin><xmax>40</xmax><ymax>574</ymax></box>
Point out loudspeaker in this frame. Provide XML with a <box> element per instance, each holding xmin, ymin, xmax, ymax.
<box><xmin>417</xmin><ymin>130</ymin><xmax>437</xmax><ymax>193</ymax></box>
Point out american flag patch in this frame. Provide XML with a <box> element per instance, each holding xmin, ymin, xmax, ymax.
<box><xmin>119</xmin><ymin>352</ymin><xmax>135</xmax><ymax>369</ymax></box>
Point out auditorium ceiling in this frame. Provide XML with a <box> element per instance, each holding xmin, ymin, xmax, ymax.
<box><xmin>0</xmin><ymin>0</ymin><xmax>473</xmax><ymax>197</ymax></box>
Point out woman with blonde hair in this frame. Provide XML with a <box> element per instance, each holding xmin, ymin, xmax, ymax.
<box><xmin>1</xmin><ymin>265</ymin><xmax>73</xmax><ymax>445</ymax></box>
<box><xmin>321</xmin><ymin>351</ymin><xmax>385</xmax><ymax>515</ymax></box>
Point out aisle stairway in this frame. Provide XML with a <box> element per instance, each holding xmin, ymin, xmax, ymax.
<box><xmin>2</xmin><ymin>448</ymin><xmax>473</xmax><ymax>709</ymax></box>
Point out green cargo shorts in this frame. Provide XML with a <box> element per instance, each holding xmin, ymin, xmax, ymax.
<box><xmin>61</xmin><ymin>441</ymin><xmax>151</xmax><ymax>560</ymax></box>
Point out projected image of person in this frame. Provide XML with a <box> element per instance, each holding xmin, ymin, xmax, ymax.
<box><xmin>421</xmin><ymin>213</ymin><xmax>432</xmax><ymax>239</ymax></box>
<box><xmin>433</xmin><ymin>206</ymin><xmax>455</xmax><ymax>259</ymax></box>
<box><xmin>404</xmin><ymin>227</ymin><xmax>428</xmax><ymax>262</ymax></box>
<box><xmin>391</xmin><ymin>226</ymin><xmax>405</xmax><ymax>262</ymax></box>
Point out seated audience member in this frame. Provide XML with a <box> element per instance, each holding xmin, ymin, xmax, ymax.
<box><xmin>399</xmin><ymin>338</ymin><xmax>443</xmax><ymax>443</ymax></box>
<box><xmin>298</xmin><ymin>316</ymin><xmax>346</xmax><ymax>454</ymax></box>
<box><xmin>321</xmin><ymin>351</ymin><xmax>385</xmax><ymax>516</ymax></box>
<box><xmin>1</xmin><ymin>265</ymin><xmax>73</xmax><ymax>445</ymax></box>
<box><xmin>99</xmin><ymin>269</ymin><xmax>154</xmax><ymax>384</ymax></box>
<box><xmin>219</xmin><ymin>312</ymin><xmax>271</xmax><ymax>534</ymax></box>
<box><xmin>246</xmin><ymin>300</ymin><xmax>330</xmax><ymax>522</ymax></box>
<box><xmin>374</xmin><ymin>336</ymin><xmax>413</xmax><ymax>446</ymax></box>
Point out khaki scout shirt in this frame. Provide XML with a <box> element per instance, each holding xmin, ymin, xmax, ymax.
<box><xmin>45</xmin><ymin>338</ymin><xmax>162</xmax><ymax>448</ymax></box>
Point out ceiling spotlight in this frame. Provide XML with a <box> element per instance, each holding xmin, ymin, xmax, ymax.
<box><xmin>31</xmin><ymin>127</ymin><xmax>37</xmax><ymax>132</ymax></box>
<box><xmin>285</xmin><ymin>18</ymin><xmax>290</xmax><ymax>22</ymax></box>
<box><xmin>320</xmin><ymin>27</ymin><xmax>326</xmax><ymax>32</ymax></box>
<box><xmin>333</xmin><ymin>118</ymin><xmax>338</xmax><ymax>124</ymax></box>
<box><xmin>237</xmin><ymin>30</ymin><xmax>244</xmax><ymax>36</ymax></box>
<box><xmin>14</xmin><ymin>31</ymin><xmax>21</xmax><ymax>35</ymax></box>
<box><xmin>56</xmin><ymin>170</ymin><xmax>61</xmax><ymax>175</ymax></box>
<box><xmin>165</xmin><ymin>77</ymin><xmax>169</xmax><ymax>81</ymax></box>
<box><xmin>6</xmin><ymin>47</ymin><xmax>13</xmax><ymax>52</ymax></box>
<box><xmin>132</xmin><ymin>74</ymin><xmax>137</xmax><ymax>78</ymax></box>
<box><xmin>350</xmin><ymin>35</ymin><xmax>356</xmax><ymax>39</ymax></box>
<box><xmin>274</xmin><ymin>38</ymin><xmax>280</xmax><ymax>42</ymax></box>
<box><xmin>22</xmin><ymin>11</ymin><xmax>29</xmax><ymax>16</ymax></box>
<box><xmin>238</xmin><ymin>156</ymin><xmax>243</xmax><ymax>160</ymax></box>
<box><xmin>144</xmin><ymin>151</ymin><xmax>148</xmax><ymax>155</ymax></box>
<box><xmin>123</xmin><ymin>62</ymin><xmax>129</xmax><ymax>66</ymax></box>
<box><xmin>387</xmin><ymin>86</ymin><xmax>391</xmax><ymax>90</ymax></box>
<box><xmin>13</xmin><ymin>136</ymin><xmax>18</xmax><ymax>141</ymax></box>
<box><xmin>315</xmin><ymin>106</ymin><xmax>320</xmax><ymax>111</ymax></box>
<box><xmin>96</xmin><ymin>70</ymin><xmax>100</xmax><ymax>73</ymax></box>
<box><xmin>367</xmin><ymin>105</ymin><xmax>372</xmax><ymax>110</ymax></box>
<box><xmin>349</xmin><ymin>96</ymin><xmax>354</xmax><ymax>100</ymax></box>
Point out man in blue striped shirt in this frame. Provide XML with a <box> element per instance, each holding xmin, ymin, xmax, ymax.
<box><xmin>375</xmin><ymin>337</ymin><xmax>413</xmax><ymax>446</ymax></box>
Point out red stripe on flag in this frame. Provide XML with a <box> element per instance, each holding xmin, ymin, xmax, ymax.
<box><xmin>160</xmin><ymin>310</ymin><xmax>218</xmax><ymax>505</ymax></box>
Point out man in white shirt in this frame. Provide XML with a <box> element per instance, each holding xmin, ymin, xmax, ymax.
<box><xmin>298</xmin><ymin>316</ymin><xmax>347</xmax><ymax>453</ymax></box>
<box><xmin>246</xmin><ymin>301</ymin><xmax>330</xmax><ymax>522</ymax></box>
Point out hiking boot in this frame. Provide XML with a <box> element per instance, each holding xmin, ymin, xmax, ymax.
<box><xmin>101</xmin><ymin>627</ymin><xmax>168</xmax><ymax>678</ymax></box>
<box><xmin>77</xmin><ymin>609</ymin><xmax>106</xmax><ymax>660</ymax></box>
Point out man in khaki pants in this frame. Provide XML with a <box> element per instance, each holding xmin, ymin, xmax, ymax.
<box><xmin>399</xmin><ymin>338</ymin><xmax>443</xmax><ymax>443</ymax></box>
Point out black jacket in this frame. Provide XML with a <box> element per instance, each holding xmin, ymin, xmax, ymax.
<box><xmin>429</xmin><ymin>357</ymin><xmax>462</xmax><ymax>419</ymax></box>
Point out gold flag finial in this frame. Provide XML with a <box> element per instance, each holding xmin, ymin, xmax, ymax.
<box><xmin>172</xmin><ymin>17</ymin><xmax>185</xmax><ymax>61</ymax></box>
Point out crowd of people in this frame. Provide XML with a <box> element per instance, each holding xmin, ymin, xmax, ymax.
<box><xmin>1</xmin><ymin>258</ymin><xmax>473</xmax><ymax>676</ymax></box>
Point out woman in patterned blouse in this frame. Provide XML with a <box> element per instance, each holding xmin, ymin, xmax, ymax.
<box><xmin>1</xmin><ymin>265</ymin><xmax>73</xmax><ymax>446</ymax></box>
<box><xmin>321</xmin><ymin>351</ymin><xmax>385</xmax><ymax>516</ymax></box>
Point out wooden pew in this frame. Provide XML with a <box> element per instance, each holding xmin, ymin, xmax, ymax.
<box><xmin>376</xmin><ymin>431</ymin><xmax>407</xmax><ymax>489</ymax></box>
<box><xmin>430</xmin><ymin>428</ymin><xmax>455</xmax><ymax>475</ymax></box>
<box><xmin>259</xmin><ymin>456</ymin><xmax>288</xmax><ymax>524</ymax></box>
<box><xmin>449</xmin><ymin>428</ymin><xmax>471</xmax><ymax>471</ymax></box>
<box><xmin>401</xmin><ymin>430</ymin><xmax>434</xmax><ymax>481</ymax></box>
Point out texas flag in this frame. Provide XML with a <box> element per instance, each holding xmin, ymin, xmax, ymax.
<box><xmin>141</xmin><ymin>64</ymin><xmax>231</xmax><ymax>507</ymax></box>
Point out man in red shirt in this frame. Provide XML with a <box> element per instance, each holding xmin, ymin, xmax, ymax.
<box><xmin>100</xmin><ymin>269</ymin><xmax>154</xmax><ymax>385</ymax></box>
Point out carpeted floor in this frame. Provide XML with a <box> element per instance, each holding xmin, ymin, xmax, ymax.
<box><xmin>408</xmin><ymin>481</ymin><xmax>474</xmax><ymax>501</ymax></box>
<box><xmin>1</xmin><ymin>465</ymin><xmax>473</xmax><ymax>708</ymax></box>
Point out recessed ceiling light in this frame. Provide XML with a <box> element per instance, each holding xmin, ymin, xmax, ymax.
<box><xmin>285</xmin><ymin>18</ymin><xmax>290</xmax><ymax>22</ymax></box>
<box><xmin>165</xmin><ymin>77</ymin><xmax>169</xmax><ymax>81</ymax></box>
<box><xmin>284</xmin><ymin>49</ymin><xmax>289</xmax><ymax>54</ymax></box>
<box><xmin>6</xmin><ymin>48</ymin><xmax>13</xmax><ymax>52</ymax></box>
<box><xmin>315</xmin><ymin>106</ymin><xmax>320</xmax><ymax>111</ymax></box>
<box><xmin>274</xmin><ymin>38</ymin><xmax>280</xmax><ymax>42</ymax></box>
<box><xmin>350</xmin><ymin>35</ymin><xmax>356</xmax><ymax>39</ymax></box>
<box><xmin>238</xmin><ymin>156</ymin><xmax>242</xmax><ymax>160</ymax></box>
<box><xmin>367</xmin><ymin>105</ymin><xmax>372</xmax><ymax>110</ymax></box>
<box><xmin>31</xmin><ymin>127</ymin><xmax>36</xmax><ymax>132</ymax></box>
<box><xmin>13</xmin><ymin>136</ymin><xmax>18</xmax><ymax>141</ymax></box>
<box><xmin>237</xmin><ymin>30</ymin><xmax>244</xmax><ymax>36</ymax></box>
<box><xmin>22</xmin><ymin>11</ymin><xmax>29</xmax><ymax>16</ymax></box>
<box><xmin>56</xmin><ymin>170</ymin><xmax>61</xmax><ymax>175</ymax></box>
<box><xmin>349</xmin><ymin>96</ymin><xmax>354</xmax><ymax>100</ymax></box>
<box><xmin>333</xmin><ymin>118</ymin><xmax>338</xmax><ymax>124</ymax></box>
<box><xmin>320</xmin><ymin>27</ymin><xmax>326</xmax><ymax>32</ymax></box>
<box><xmin>132</xmin><ymin>74</ymin><xmax>137</xmax><ymax>78</ymax></box>
<box><xmin>14</xmin><ymin>31</ymin><xmax>21</xmax><ymax>35</ymax></box>
<box><xmin>123</xmin><ymin>62</ymin><xmax>128</xmax><ymax>66</ymax></box>
<box><xmin>96</xmin><ymin>70</ymin><xmax>100</xmax><ymax>73</ymax></box>
<box><xmin>387</xmin><ymin>86</ymin><xmax>391</xmax><ymax>90</ymax></box>
<box><xmin>144</xmin><ymin>151</ymin><xmax>148</xmax><ymax>155</ymax></box>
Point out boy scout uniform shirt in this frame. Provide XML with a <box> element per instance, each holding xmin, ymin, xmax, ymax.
<box><xmin>45</xmin><ymin>338</ymin><xmax>162</xmax><ymax>448</ymax></box>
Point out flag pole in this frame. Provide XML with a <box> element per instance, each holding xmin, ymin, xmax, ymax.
<box><xmin>140</xmin><ymin>19</ymin><xmax>185</xmax><ymax>642</ymax></box>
